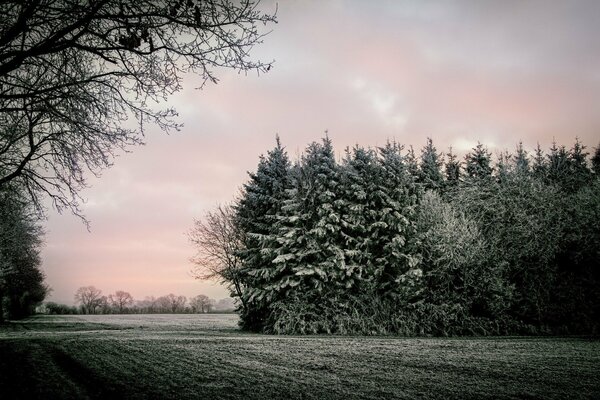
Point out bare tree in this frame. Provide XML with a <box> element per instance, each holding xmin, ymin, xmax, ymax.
<box><xmin>190</xmin><ymin>294</ymin><xmax>214</xmax><ymax>313</ymax></box>
<box><xmin>189</xmin><ymin>203</ymin><xmax>246</xmax><ymax>311</ymax></box>
<box><xmin>74</xmin><ymin>285</ymin><xmax>103</xmax><ymax>314</ymax></box>
<box><xmin>155</xmin><ymin>295</ymin><xmax>171</xmax><ymax>313</ymax></box>
<box><xmin>0</xmin><ymin>0</ymin><xmax>276</xmax><ymax>218</ymax></box>
<box><xmin>108</xmin><ymin>290</ymin><xmax>134</xmax><ymax>313</ymax></box>
<box><xmin>158</xmin><ymin>293</ymin><xmax>187</xmax><ymax>313</ymax></box>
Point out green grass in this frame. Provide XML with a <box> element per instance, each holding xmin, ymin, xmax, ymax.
<box><xmin>1</xmin><ymin>314</ymin><xmax>599</xmax><ymax>399</ymax></box>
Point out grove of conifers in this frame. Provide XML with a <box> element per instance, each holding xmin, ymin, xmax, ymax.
<box><xmin>201</xmin><ymin>137</ymin><xmax>600</xmax><ymax>335</ymax></box>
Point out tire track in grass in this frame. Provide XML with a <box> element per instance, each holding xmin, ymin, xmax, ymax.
<box><xmin>49</xmin><ymin>345</ymin><xmax>129</xmax><ymax>400</ymax></box>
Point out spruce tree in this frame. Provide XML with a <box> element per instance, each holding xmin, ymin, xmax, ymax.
<box><xmin>514</xmin><ymin>141</ymin><xmax>530</xmax><ymax>175</ymax></box>
<box><xmin>374</xmin><ymin>142</ymin><xmax>421</xmax><ymax>299</ymax></box>
<box><xmin>568</xmin><ymin>138</ymin><xmax>591</xmax><ymax>190</ymax></box>
<box><xmin>465</xmin><ymin>142</ymin><xmax>493</xmax><ymax>179</ymax></box>
<box><xmin>532</xmin><ymin>143</ymin><xmax>546</xmax><ymax>180</ymax></box>
<box><xmin>592</xmin><ymin>143</ymin><xmax>600</xmax><ymax>176</ymax></box>
<box><xmin>338</xmin><ymin>146</ymin><xmax>378</xmax><ymax>293</ymax></box>
<box><xmin>418</xmin><ymin>138</ymin><xmax>444</xmax><ymax>191</ymax></box>
<box><xmin>547</xmin><ymin>140</ymin><xmax>571</xmax><ymax>189</ymax></box>
<box><xmin>495</xmin><ymin>150</ymin><xmax>511</xmax><ymax>183</ymax></box>
<box><xmin>253</xmin><ymin>137</ymin><xmax>346</xmax><ymax>314</ymax></box>
<box><xmin>444</xmin><ymin>147</ymin><xmax>461</xmax><ymax>188</ymax></box>
<box><xmin>235</xmin><ymin>136</ymin><xmax>291</xmax><ymax>330</ymax></box>
<box><xmin>404</xmin><ymin>145</ymin><xmax>419</xmax><ymax>181</ymax></box>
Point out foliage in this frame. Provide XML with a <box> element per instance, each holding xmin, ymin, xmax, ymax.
<box><xmin>203</xmin><ymin>137</ymin><xmax>600</xmax><ymax>335</ymax></box>
<box><xmin>0</xmin><ymin>185</ymin><xmax>47</xmax><ymax>321</ymax></box>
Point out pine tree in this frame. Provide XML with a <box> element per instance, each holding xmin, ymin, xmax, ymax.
<box><xmin>514</xmin><ymin>141</ymin><xmax>530</xmax><ymax>175</ymax></box>
<box><xmin>418</xmin><ymin>137</ymin><xmax>444</xmax><ymax>191</ymax></box>
<box><xmin>338</xmin><ymin>146</ymin><xmax>377</xmax><ymax>293</ymax></box>
<box><xmin>374</xmin><ymin>142</ymin><xmax>421</xmax><ymax>299</ymax></box>
<box><xmin>532</xmin><ymin>143</ymin><xmax>546</xmax><ymax>180</ymax></box>
<box><xmin>547</xmin><ymin>140</ymin><xmax>571</xmax><ymax>189</ymax></box>
<box><xmin>235</xmin><ymin>136</ymin><xmax>291</xmax><ymax>330</ymax></box>
<box><xmin>495</xmin><ymin>150</ymin><xmax>511</xmax><ymax>183</ymax></box>
<box><xmin>465</xmin><ymin>142</ymin><xmax>493</xmax><ymax>179</ymax></box>
<box><xmin>592</xmin><ymin>143</ymin><xmax>600</xmax><ymax>176</ymax></box>
<box><xmin>252</xmin><ymin>137</ymin><xmax>346</xmax><ymax>312</ymax></box>
<box><xmin>444</xmin><ymin>147</ymin><xmax>461</xmax><ymax>188</ymax></box>
<box><xmin>404</xmin><ymin>145</ymin><xmax>419</xmax><ymax>181</ymax></box>
<box><xmin>568</xmin><ymin>138</ymin><xmax>591</xmax><ymax>190</ymax></box>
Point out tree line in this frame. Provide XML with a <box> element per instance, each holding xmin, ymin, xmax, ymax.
<box><xmin>41</xmin><ymin>286</ymin><xmax>235</xmax><ymax>315</ymax></box>
<box><xmin>190</xmin><ymin>136</ymin><xmax>600</xmax><ymax>335</ymax></box>
<box><xmin>0</xmin><ymin>1</ymin><xmax>274</xmax><ymax>322</ymax></box>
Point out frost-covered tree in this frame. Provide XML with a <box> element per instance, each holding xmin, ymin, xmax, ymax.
<box><xmin>452</xmin><ymin>175</ymin><xmax>564</xmax><ymax>326</ymax></box>
<box><xmin>514</xmin><ymin>141</ymin><xmax>530</xmax><ymax>175</ymax></box>
<box><xmin>567</xmin><ymin>138</ymin><xmax>592</xmax><ymax>190</ymax></box>
<box><xmin>372</xmin><ymin>142</ymin><xmax>421</xmax><ymax>298</ymax></box>
<box><xmin>74</xmin><ymin>286</ymin><xmax>103</xmax><ymax>314</ymax></box>
<box><xmin>235</xmin><ymin>136</ymin><xmax>291</xmax><ymax>330</ymax></box>
<box><xmin>418</xmin><ymin>138</ymin><xmax>444</xmax><ymax>191</ymax></box>
<box><xmin>252</xmin><ymin>137</ymin><xmax>345</xmax><ymax>306</ymax></box>
<box><xmin>547</xmin><ymin>141</ymin><xmax>570</xmax><ymax>187</ymax></box>
<box><xmin>592</xmin><ymin>144</ymin><xmax>600</xmax><ymax>176</ymax></box>
<box><xmin>532</xmin><ymin>143</ymin><xmax>546</xmax><ymax>179</ymax></box>
<box><xmin>464</xmin><ymin>142</ymin><xmax>493</xmax><ymax>179</ymax></box>
<box><xmin>417</xmin><ymin>191</ymin><xmax>509</xmax><ymax>330</ymax></box>
<box><xmin>338</xmin><ymin>146</ymin><xmax>378</xmax><ymax>292</ymax></box>
<box><xmin>107</xmin><ymin>290</ymin><xmax>134</xmax><ymax>314</ymax></box>
<box><xmin>444</xmin><ymin>147</ymin><xmax>461</xmax><ymax>188</ymax></box>
<box><xmin>189</xmin><ymin>204</ymin><xmax>245</xmax><ymax>312</ymax></box>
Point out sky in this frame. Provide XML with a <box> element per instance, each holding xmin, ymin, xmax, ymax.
<box><xmin>42</xmin><ymin>0</ymin><xmax>600</xmax><ymax>305</ymax></box>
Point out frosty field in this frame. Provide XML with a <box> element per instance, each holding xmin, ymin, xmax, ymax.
<box><xmin>0</xmin><ymin>314</ymin><xmax>598</xmax><ymax>399</ymax></box>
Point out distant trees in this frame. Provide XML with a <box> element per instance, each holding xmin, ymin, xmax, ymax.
<box><xmin>202</xmin><ymin>136</ymin><xmax>600</xmax><ymax>335</ymax></box>
<box><xmin>108</xmin><ymin>290</ymin><xmax>134</xmax><ymax>314</ymax></box>
<box><xmin>190</xmin><ymin>295</ymin><xmax>215</xmax><ymax>313</ymax></box>
<box><xmin>54</xmin><ymin>289</ymin><xmax>227</xmax><ymax>315</ymax></box>
<box><xmin>44</xmin><ymin>302</ymin><xmax>78</xmax><ymax>315</ymax></box>
<box><xmin>74</xmin><ymin>286</ymin><xmax>103</xmax><ymax>314</ymax></box>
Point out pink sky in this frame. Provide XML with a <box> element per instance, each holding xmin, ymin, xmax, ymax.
<box><xmin>43</xmin><ymin>0</ymin><xmax>600</xmax><ymax>305</ymax></box>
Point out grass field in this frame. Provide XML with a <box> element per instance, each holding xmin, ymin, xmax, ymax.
<box><xmin>0</xmin><ymin>314</ymin><xmax>598</xmax><ymax>399</ymax></box>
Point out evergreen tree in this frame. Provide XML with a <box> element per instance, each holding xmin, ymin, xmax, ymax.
<box><xmin>592</xmin><ymin>143</ymin><xmax>600</xmax><ymax>176</ymax></box>
<box><xmin>404</xmin><ymin>145</ymin><xmax>419</xmax><ymax>181</ymax></box>
<box><xmin>532</xmin><ymin>143</ymin><xmax>546</xmax><ymax>179</ymax></box>
<box><xmin>444</xmin><ymin>147</ymin><xmax>461</xmax><ymax>188</ymax></box>
<box><xmin>250</xmin><ymin>137</ymin><xmax>346</xmax><ymax>321</ymax></box>
<box><xmin>495</xmin><ymin>150</ymin><xmax>511</xmax><ymax>183</ymax></box>
<box><xmin>568</xmin><ymin>138</ymin><xmax>592</xmax><ymax>190</ymax></box>
<box><xmin>338</xmin><ymin>146</ymin><xmax>378</xmax><ymax>293</ymax></box>
<box><xmin>514</xmin><ymin>141</ymin><xmax>530</xmax><ymax>175</ymax></box>
<box><xmin>374</xmin><ymin>142</ymin><xmax>421</xmax><ymax>298</ymax></box>
<box><xmin>418</xmin><ymin>138</ymin><xmax>444</xmax><ymax>191</ymax></box>
<box><xmin>464</xmin><ymin>142</ymin><xmax>493</xmax><ymax>179</ymax></box>
<box><xmin>547</xmin><ymin>140</ymin><xmax>570</xmax><ymax>187</ymax></box>
<box><xmin>235</xmin><ymin>136</ymin><xmax>291</xmax><ymax>330</ymax></box>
